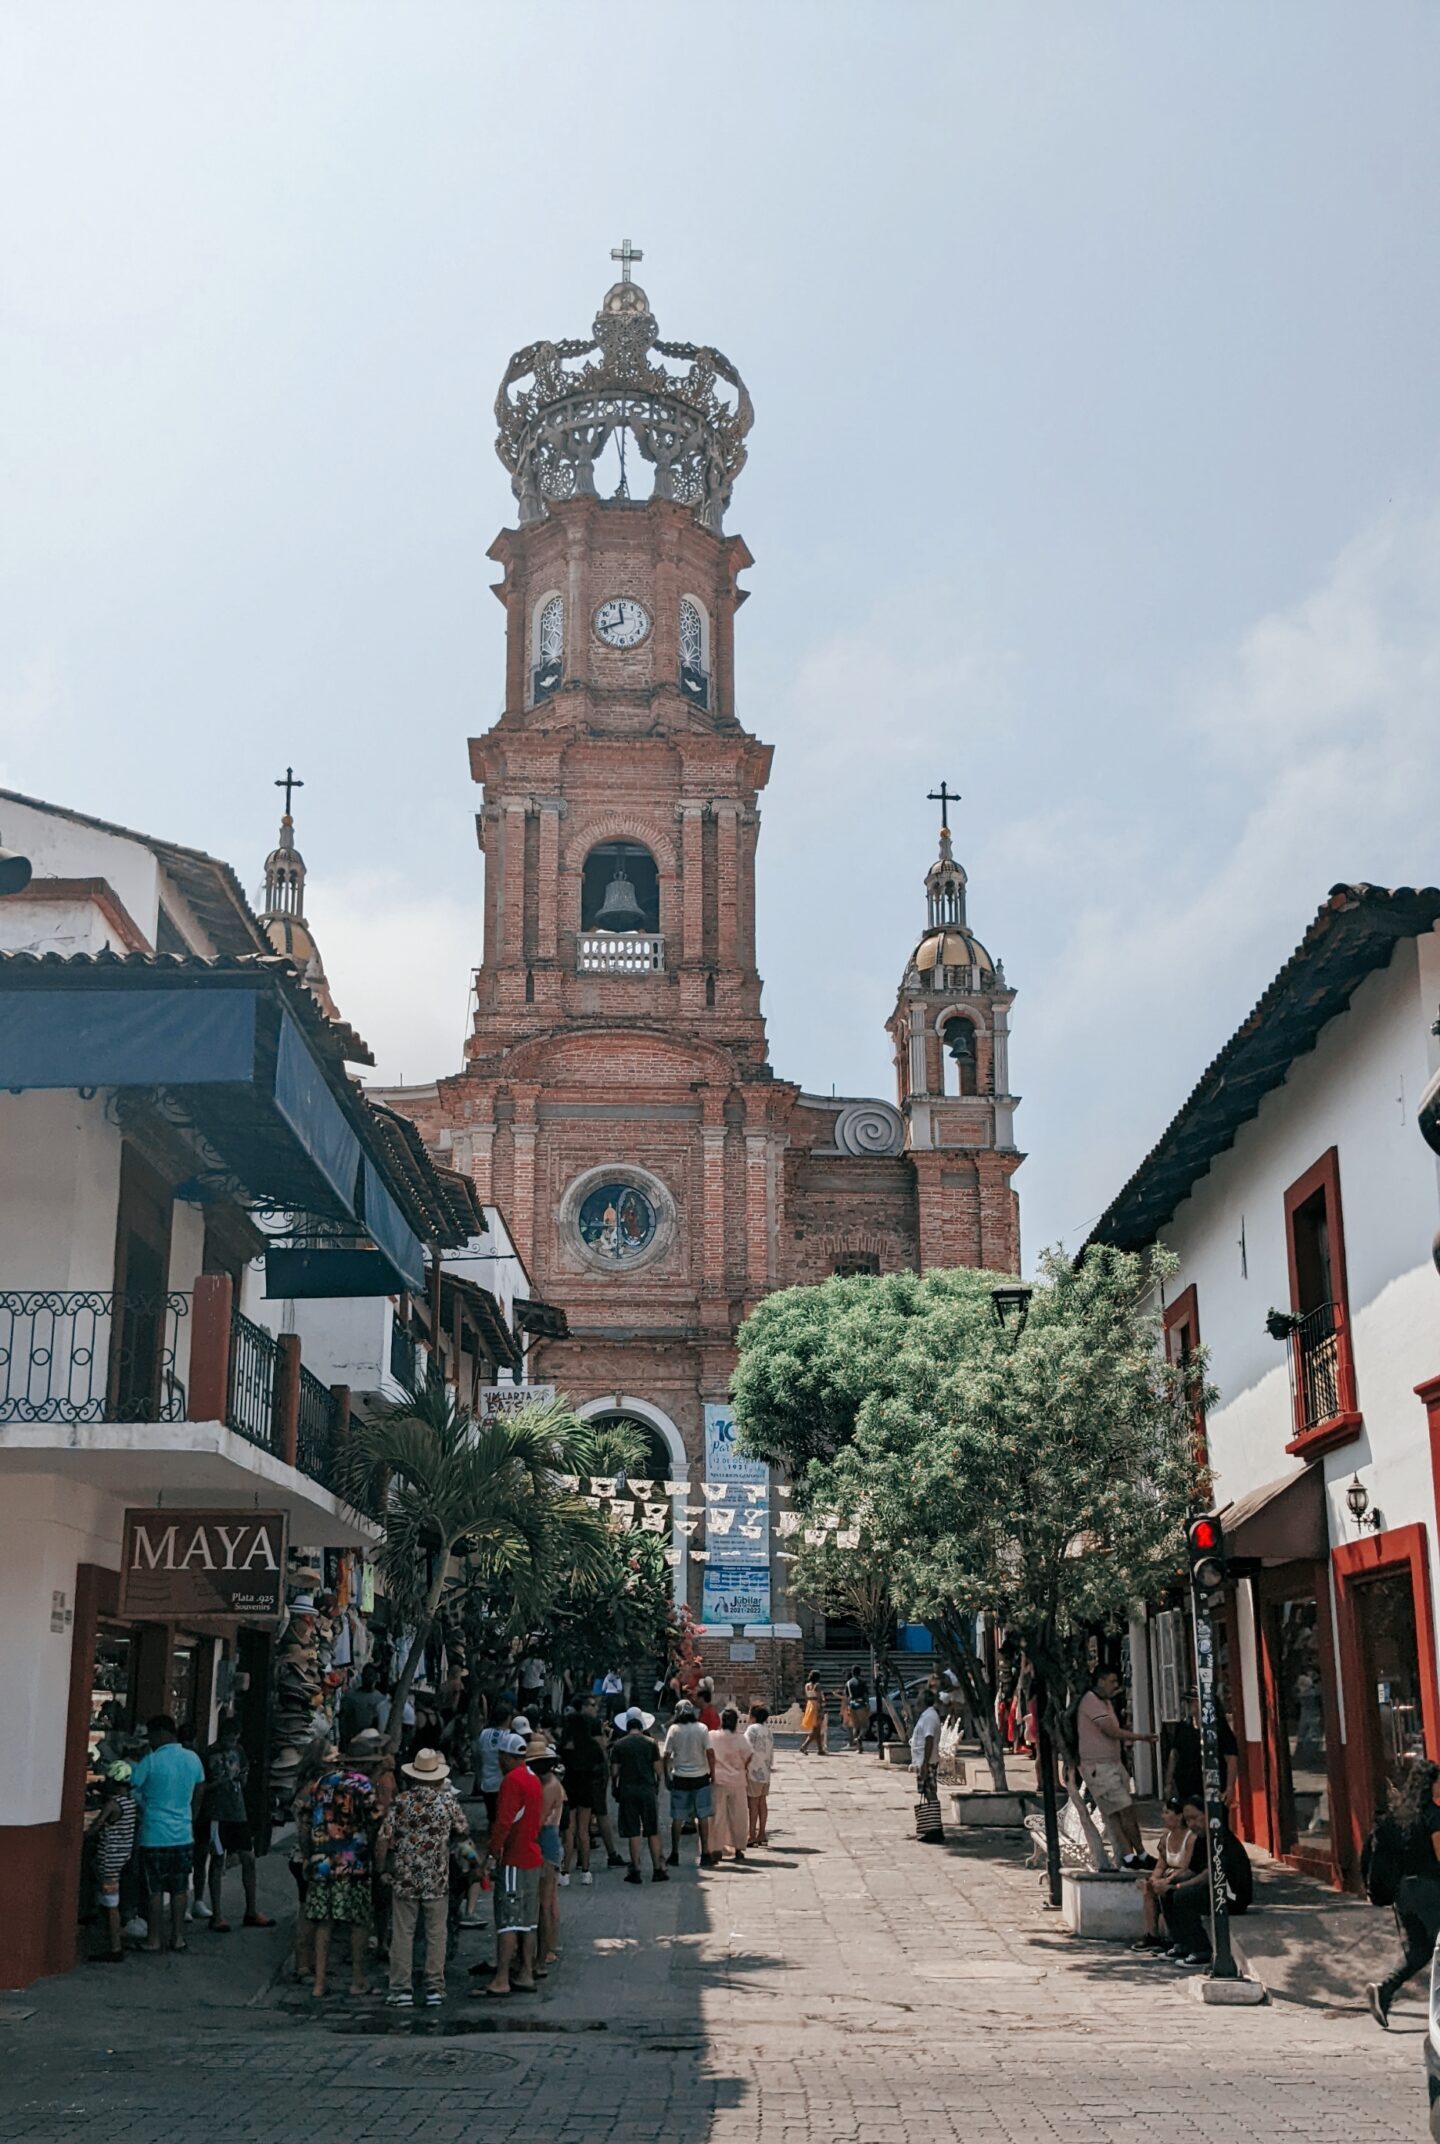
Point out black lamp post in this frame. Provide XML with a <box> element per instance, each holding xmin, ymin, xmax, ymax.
<box><xmin>990</xmin><ymin>1284</ymin><xmax>1033</xmax><ymax>1334</ymax></box>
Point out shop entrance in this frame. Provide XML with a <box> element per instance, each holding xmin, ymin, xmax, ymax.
<box><xmin>1264</xmin><ymin>1593</ymin><xmax>1331</xmax><ymax>1857</ymax></box>
<box><xmin>1353</xmin><ymin>1571</ymin><xmax>1427</xmax><ymax>1790</ymax></box>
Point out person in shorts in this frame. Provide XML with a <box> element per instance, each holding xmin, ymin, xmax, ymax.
<box><xmin>201</xmin><ymin>1714</ymin><xmax>275</xmax><ymax>1933</ymax></box>
<box><xmin>558</xmin><ymin>1695</ymin><xmax>607</xmax><ymax>1884</ymax></box>
<box><xmin>531</xmin><ymin>1736</ymin><xmax>566</xmax><ymax>1970</ymax></box>
<box><xmin>130</xmin><ymin>1715</ymin><xmax>205</xmax><ymax>1953</ymax></box>
<box><xmin>1076</xmin><ymin>1667</ymin><xmax>1158</xmax><ymax>1868</ymax></box>
<box><xmin>662</xmin><ymin>1698</ymin><xmax>715</xmax><ymax>1867</ymax></box>
<box><xmin>93</xmin><ymin>1761</ymin><xmax>138</xmax><ymax>1961</ymax></box>
<box><xmin>610</xmin><ymin>1708</ymin><xmax>666</xmax><ymax>1883</ymax></box>
<box><xmin>481</xmin><ymin>1733</ymin><xmax>542</xmax><ymax>1997</ymax></box>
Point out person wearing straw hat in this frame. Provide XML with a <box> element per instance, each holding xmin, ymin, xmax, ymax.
<box><xmin>376</xmin><ymin>1745</ymin><xmax>472</xmax><ymax>2007</ymax></box>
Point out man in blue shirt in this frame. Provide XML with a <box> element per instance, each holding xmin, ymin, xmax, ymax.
<box><xmin>130</xmin><ymin>1714</ymin><xmax>205</xmax><ymax>1952</ymax></box>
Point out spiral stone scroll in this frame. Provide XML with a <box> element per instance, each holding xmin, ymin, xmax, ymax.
<box><xmin>833</xmin><ymin>1101</ymin><xmax>906</xmax><ymax>1156</ymax></box>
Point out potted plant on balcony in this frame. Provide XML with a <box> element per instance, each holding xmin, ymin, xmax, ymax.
<box><xmin>1265</xmin><ymin>1307</ymin><xmax>1305</xmax><ymax>1343</ymax></box>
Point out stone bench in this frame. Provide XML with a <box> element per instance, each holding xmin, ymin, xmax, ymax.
<box><xmin>1060</xmin><ymin>1868</ymin><xmax>1147</xmax><ymax>1940</ymax></box>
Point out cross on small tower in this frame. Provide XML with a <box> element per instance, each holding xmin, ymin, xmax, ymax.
<box><xmin>610</xmin><ymin>238</ymin><xmax>643</xmax><ymax>284</ymax></box>
<box><xmin>927</xmin><ymin>781</ymin><xmax>960</xmax><ymax>834</ymax></box>
<box><xmin>276</xmin><ymin>766</ymin><xmax>304</xmax><ymax>817</ymax></box>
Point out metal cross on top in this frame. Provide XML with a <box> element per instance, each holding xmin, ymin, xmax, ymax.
<box><xmin>927</xmin><ymin>781</ymin><xmax>961</xmax><ymax>833</ymax></box>
<box><xmin>610</xmin><ymin>238</ymin><xmax>644</xmax><ymax>284</ymax></box>
<box><xmin>275</xmin><ymin>766</ymin><xmax>304</xmax><ymax>816</ymax></box>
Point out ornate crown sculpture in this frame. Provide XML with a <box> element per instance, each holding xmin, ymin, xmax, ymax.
<box><xmin>494</xmin><ymin>279</ymin><xmax>753</xmax><ymax>534</ymax></box>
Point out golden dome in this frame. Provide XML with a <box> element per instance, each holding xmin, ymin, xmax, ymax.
<box><xmin>914</xmin><ymin>927</ymin><xmax>994</xmax><ymax>975</ymax></box>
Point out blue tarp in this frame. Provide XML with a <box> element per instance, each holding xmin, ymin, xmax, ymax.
<box><xmin>360</xmin><ymin>1155</ymin><xmax>427</xmax><ymax>1294</ymax></box>
<box><xmin>0</xmin><ymin>986</ymin><xmax>256</xmax><ymax>1088</ymax></box>
<box><xmin>272</xmin><ymin>1010</ymin><xmax>362</xmax><ymax>1213</ymax></box>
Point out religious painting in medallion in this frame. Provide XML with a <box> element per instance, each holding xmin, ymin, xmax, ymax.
<box><xmin>577</xmin><ymin>1181</ymin><xmax>657</xmax><ymax>1261</ymax></box>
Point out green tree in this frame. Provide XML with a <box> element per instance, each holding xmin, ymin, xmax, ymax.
<box><xmin>339</xmin><ymin>1381</ymin><xmax>611</xmax><ymax>1748</ymax></box>
<box><xmin>542</xmin><ymin>1529</ymin><xmax>677</xmax><ymax>1692</ymax></box>
<box><xmin>734</xmin><ymin>1250</ymin><xmax>1207</xmax><ymax>1788</ymax></box>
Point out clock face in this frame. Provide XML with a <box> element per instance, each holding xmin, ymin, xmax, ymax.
<box><xmin>593</xmin><ymin>596</ymin><xmax>651</xmax><ymax>649</ymax></box>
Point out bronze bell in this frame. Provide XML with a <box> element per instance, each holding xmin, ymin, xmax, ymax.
<box><xmin>593</xmin><ymin>867</ymin><xmax>647</xmax><ymax>933</ymax></box>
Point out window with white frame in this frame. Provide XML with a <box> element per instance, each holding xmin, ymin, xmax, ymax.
<box><xmin>533</xmin><ymin>594</ymin><xmax>563</xmax><ymax>701</ymax></box>
<box><xmin>678</xmin><ymin>597</ymin><xmax>709</xmax><ymax>709</ymax></box>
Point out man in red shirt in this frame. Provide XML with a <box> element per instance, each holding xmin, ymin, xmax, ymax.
<box><xmin>480</xmin><ymin>1733</ymin><xmax>542</xmax><ymax>1997</ymax></box>
<box><xmin>696</xmin><ymin>1679</ymin><xmax>722</xmax><ymax>1732</ymax></box>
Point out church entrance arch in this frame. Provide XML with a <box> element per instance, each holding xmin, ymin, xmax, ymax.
<box><xmin>576</xmin><ymin>1394</ymin><xmax>688</xmax><ymax>1607</ymax></box>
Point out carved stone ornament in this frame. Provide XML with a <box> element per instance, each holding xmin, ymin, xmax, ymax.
<box><xmin>495</xmin><ymin>281</ymin><xmax>754</xmax><ymax>533</ymax></box>
<box><xmin>832</xmin><ymin>1100</ymin><xmax>906</xmax><ymax>1157</ymax></box>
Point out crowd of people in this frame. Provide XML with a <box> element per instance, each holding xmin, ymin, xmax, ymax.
<box><xmin>89</xmin><ymin>1666</ymin><xmax>784</xmax><ymax>2003</ymax></box>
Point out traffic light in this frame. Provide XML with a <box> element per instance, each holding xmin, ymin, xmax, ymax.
<box><xmin>1187</xmin><ymin>1513</ymin><xmax>1227</xmax><ymax>1604</ymax></box>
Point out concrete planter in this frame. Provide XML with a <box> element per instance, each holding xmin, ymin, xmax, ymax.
<box><xmin>882</xmin><ymin>1741</ymin><xmax>911</xmax><ymax>1766</ymax></box>
<box><xmin>949</xmin><ymin>1789</ymin><xmax>1032</xmax><ymax>1828</ymax></box>
<box><xmin>1060</xmin><ymin>1869</ymin><xmax>1147</xmax><ymax>1940</ymax></box>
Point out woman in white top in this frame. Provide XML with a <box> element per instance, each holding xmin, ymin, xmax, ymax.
<box><xmin>744</xmin><ymin>1703</ymin><xmax>775</xmax><ymax>1847</ymax></box>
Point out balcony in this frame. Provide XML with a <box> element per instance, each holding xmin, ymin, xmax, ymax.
<box><xmin>0</xmin><ymin>1281</ymin><xmax>357</xmax><ymax>1507</ymax></box>
<box><xmin>577</xmin><ymin>933</ymin><xmax>665</xmax><ymax>974</ymax></box>
<box><xmin>1285</xmin><ymin>1299</ymin><xmax>1361</xmax><ymax>1456</ymax></box>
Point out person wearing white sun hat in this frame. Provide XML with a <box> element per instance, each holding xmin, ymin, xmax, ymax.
<box><xmin>376</xmin><ymin>1746</ymin><xmax>472</xmax><ymax>2007</ymax></box>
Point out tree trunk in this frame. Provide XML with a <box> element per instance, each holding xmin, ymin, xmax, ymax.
<box><xmin>382</xmin><ymin>1549</ymin><xmax>452</xmax><ymax>1753</ymax></box>
<box><xmin>940</xmin><ymin>1621</ymin><xmax>1006</xmax><ymax>1789</ymax></box>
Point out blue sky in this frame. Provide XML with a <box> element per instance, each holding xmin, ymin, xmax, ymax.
<box><xmin>2</xmin><ymin>3</ymin><xmax>1438</xmax><ymax>1264</ymax></box>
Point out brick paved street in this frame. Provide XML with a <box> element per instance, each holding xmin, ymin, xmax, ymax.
<box><xmin>1</xmin><ymin>1745</ymin><xmax>1431</xmax><ymax>2142</ymax></box>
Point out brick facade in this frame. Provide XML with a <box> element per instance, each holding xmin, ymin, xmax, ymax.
<box><xmin>381</xmin><ymin>352</ymin><xmax>1023</xmax><ymax>1653</ymax></box>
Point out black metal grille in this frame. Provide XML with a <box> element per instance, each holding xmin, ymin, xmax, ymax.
<box><xmin>1293</xmin><ymin>1301</ymin><xmax>1342</xmax><ymax>1428</ymax></box>
<box><xmin>297</xmin><ymin>1364</ymin><xmax>337</xmax><ymax>1486</ymax></box>
<box><xmin>0</xmin><ymin>1290</ymin><xmax>188</xmax><ymax>1423</ymax></box>
<box><xmin>390</xmin><ymin>1317</ymin><xmax>417</xmax><ymax>1388</ymax></box>
<box><xmin>226</xmin><ymin>1310</ymin><xmax>279</xmax><ymax>1453</ymax></box>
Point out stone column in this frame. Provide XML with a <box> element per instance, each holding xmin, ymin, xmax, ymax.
<box><xmin>744</xmin><ymin>1130</ymin><xmax>770</xmax><ymax>1294</ymax></box>
<box><xmin>715</xmin><ymin>803</ymin><xmax>740</xmax><ymax>971</ymax></box>
<box><xmin>992</xmin><ymin>1000</ymin><xmax>1011</xmax><ymax>1096</ymax></box>
<box><xmin>701</xmin><ymin>1092</ymin><xmax>728</xmax><ymax>1292</ymax></box>
<box><xmin>679</xmin><ymin>802</ymin><xmax>706</xmax><ymax>966</ymax></box>
<box><xmin>467</xmin><ymin>1120</ymin><xmax>496</xmax><ymax>1203</ymax></box>
<box><xmin>500</xmin><ymin>800</ymin><xmax>528</xmax><ymax>966</ymax></box>
<box><xmin>909</xmin><ymin>1003</ymin><xmax>929</xmax><ymax>1097</ymax></box>
<box><xmin>535</xmin><ymin>801</ymin><xmax>562</xmax><ymax>962</ymax></box>
<box><xmin>509</xmin><ymin>1087</ymin><xmax>540</xmax><ymax>1266</ymax></box>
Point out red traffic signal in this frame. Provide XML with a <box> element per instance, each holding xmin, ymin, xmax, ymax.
<box><xmin>1187</xmin><ymin>1512</ymin><xmax>1227</xmax><ymax>1600</ymax></box>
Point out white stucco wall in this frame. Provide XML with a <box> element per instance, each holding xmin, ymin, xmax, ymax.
<box><xmin>0</xmin><ymin>1475</ymin><xmax>117</xmax><ymax>1826</ymax></box>
<box><xmin>0</xmin><ymin>1092</ymin><xmax>125</xmax><ymax>1291</ymax></box>
<box><xmin>0</xmin><ymin>794</ymin><xmax>221</xmax><ymax>954</ymax></box>
<box><xmin>1159</xmin><ymin>928</ymin><xmax>1440</xmax><ymax>1604</ymax></box>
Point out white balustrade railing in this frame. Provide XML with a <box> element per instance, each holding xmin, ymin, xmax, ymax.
<box><xmin>577</xmin><ymin>933</ymin><xmax>665</xmax><ymax>975</ymax></box>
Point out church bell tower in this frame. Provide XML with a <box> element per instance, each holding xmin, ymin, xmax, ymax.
<box><xmin>467</xmin><ymin>257</ymin><xmax>772</xmax><ymax>1074</ymax></box>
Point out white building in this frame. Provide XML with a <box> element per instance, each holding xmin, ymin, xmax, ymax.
<box><xmin>1089</xmin><ymin>882</ymin><xmax>1440</xmax><ymax>1888</ymax></box>
<box><xmin>0</xmin><ymin>788</ymin><xmax>482</xmax><ymax>1987</ymax></box>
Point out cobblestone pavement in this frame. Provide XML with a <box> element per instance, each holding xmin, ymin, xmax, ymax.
<box><xmin>1</xmin><ymin>1747</ymin><xmax>1431</xmax><ymax>2141</ymax></box>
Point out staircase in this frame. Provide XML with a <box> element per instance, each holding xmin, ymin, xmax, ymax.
<box><xmin>802</xmin><ymin>1645</ymin><xmax>939</xmax><ymax>1695</ymax></box>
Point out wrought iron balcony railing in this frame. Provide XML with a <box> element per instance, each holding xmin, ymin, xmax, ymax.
<box><xmin>1291</xmin><ymin>1300</ymin><xmax>1343</xmax><ymax>1429</ymax></box>
<box><xmin>225</xmin><ymin>1308</ymin><xmax>280</xmax><ymax>1454</ymax></box>
<box><xmin>0</xmin><ymin>1290</ymin><xmax>189</xmax><ymax>1424</ymax></box>
<box><xmin>577</xmin><ymin>932</ymin><xmax>665</xmax><ymax>974</ymax></box>
<box><xmin>297</xmin><ymin>1362</ymin><xmax>339</xmax><ymax>1483</ymax></box>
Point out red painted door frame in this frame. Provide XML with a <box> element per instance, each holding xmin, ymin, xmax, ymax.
<box><xmin>1332</xmin><ymin>1523</ymin><xmax>1440</xmax><ymax>1877</ymax></box>
<box><xmin>1250</xmin><ymin>1561</ymin><xmax>1348</xmax><ymax>1886</ymax></box>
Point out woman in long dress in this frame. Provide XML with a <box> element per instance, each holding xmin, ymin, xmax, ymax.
<box><xmin>799</xmin><ymin>1673</ymin><xmax>828</xmax><ymax>1755</ymax></box>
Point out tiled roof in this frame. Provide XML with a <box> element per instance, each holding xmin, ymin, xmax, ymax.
<box><xmin>1086</xmin><ymin>883</ymin><xmax>1440</xmax><ymax>1253</ymax></box>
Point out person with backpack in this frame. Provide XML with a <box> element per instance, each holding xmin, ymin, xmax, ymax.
<box><xmin>1366</xmin><ymin>1758</ymin><xmax>1440</xmax><ymax>2027</ymax></box>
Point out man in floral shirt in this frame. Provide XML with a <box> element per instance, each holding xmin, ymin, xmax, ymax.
<box><xmin>303</xmin><ymin>1751</ymin><xmax>377</xmax><ymax>1999</ymax></box>
<box><xmin>376</xmin><ymin>1746</ymin><xmax>473</xmax><ymax>2007</ymax></box>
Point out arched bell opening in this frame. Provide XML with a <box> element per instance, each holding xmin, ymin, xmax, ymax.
<box><xmin>581</xmin><ymin>841</ymin><xmax>660</xmax><ymax>934</ymax></box>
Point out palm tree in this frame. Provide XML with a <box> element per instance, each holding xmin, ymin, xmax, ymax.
<box><xmin>340</xmin><ymin>1381</ymin><xmax>612</xmax><ymax>1749</ymax></box>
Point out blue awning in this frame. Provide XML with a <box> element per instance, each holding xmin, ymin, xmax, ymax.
<box><xmin>360</xmin><ymin>1156</ymin><xmax>427</xmax><ymax>1294</ymax></box>
<box><xmin>273</xmin><ymin>1010</ymin><xmax>361</xmax><ymax>1213</ymax></box>
<box><xmin>0</xmin><ymin>986</ymin><xmax>256</xmax><ymax>1087</ymax></box>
